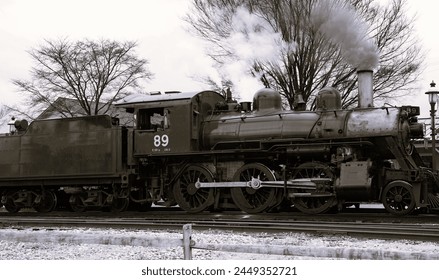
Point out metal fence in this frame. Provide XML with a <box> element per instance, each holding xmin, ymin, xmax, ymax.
<box><xmin>419</xmin><ymin>117</ymin><xmax>438</xmax><ymax>140</ymax></box>
<box><xmin>1</xmin><ymin>224</ymin><xmax>438</xmax><ymax>260</ymax></box>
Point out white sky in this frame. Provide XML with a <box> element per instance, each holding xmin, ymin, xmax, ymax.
<box><xmin>0</xmin><ymin>0</ymin><xmax>438</xmax><ymax>119</ymax></box>
<box><xmin>0</xmin><ymin>0</ymin><xmax>218</xmax><ymax>105</ymax></box>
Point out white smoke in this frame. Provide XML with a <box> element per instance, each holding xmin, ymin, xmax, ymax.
<box><xmin>310</xmin><ymin>0</ymin><xmax>379</xmax><ymax>70</ymax></box>
<box><xmin>227</xmin><ymin>7</ymin><xmax>293</xmax><ymax>63</ymax></box>
<box><xmin>216</xmin><ymin>6</ymin><xmax>296</xmax><ymax>100</ymax></box>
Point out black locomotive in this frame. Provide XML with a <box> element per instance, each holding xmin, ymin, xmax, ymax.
<box><xmin>1</xmin><ymin>70</ymin><xmax>438</xmax><ymax>215</ymax></box>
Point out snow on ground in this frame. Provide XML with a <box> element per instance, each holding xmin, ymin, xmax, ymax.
<box><xmin>1</xmin><ymin>226</ymin><xmax>439</xmax><ymax>260</ymax></box>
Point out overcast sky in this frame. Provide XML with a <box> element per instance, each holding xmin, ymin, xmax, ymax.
<box><xmin>0</xmin><ymin>0</ymin><xmax>217</xmax><ymax>107</ymax></box>
<box><xmin>0</xmin><ymin>0</ymin><xmax>438</xmax><ymax>120</ymax></box>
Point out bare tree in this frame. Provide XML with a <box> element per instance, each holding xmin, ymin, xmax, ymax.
<box><xmin>12</xmin><ymin>39</ymin><xmax>153</xmax><ymax>118</ymax></box>
<box><xmin>0</xmin><ymin>105</ymin><xmax>11</xmax><ymax>128</ymax></box>
<box><xmin>186</xmin><ymin>0</ymin><xmax>424</xmax><ymax>109</ymax></box>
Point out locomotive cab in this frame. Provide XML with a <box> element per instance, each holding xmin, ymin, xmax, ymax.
<box><xmin>116</xmin><ymin>90</ymin><xmax>224</xmax><ymax>156</ymax></box>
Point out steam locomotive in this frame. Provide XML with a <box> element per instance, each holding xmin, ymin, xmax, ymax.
<box><xmin>1</xmin><ymin>70</ymin><xmax>438</xmax><ymax>215</ymax></box>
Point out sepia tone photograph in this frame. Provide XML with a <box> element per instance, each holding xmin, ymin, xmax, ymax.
<box><xmin>0</xmin><ymin>0</ymin><xmax>439</xmax><ymax>278</ymax></box>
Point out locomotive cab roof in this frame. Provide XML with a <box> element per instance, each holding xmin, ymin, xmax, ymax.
<box><xmin>115</xmin><ymin>90</ymin><xmax>224</xmax><ymax>110</ymax></box>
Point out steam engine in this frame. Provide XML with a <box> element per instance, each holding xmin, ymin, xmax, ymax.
<box><xmin>197</xmin><ymin>86</ymin><xmax>427</xmax><ymax>215</ymax></box>
<box><xmin>1</xmin><ymin>71</ymin><xmax>438</xmax><ymax>215</ymax></box>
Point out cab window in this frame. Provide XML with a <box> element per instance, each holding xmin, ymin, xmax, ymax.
<box><xmin>137</xmin><ymin>108</ymin><xmax>170</xmax><ymax>131</ymax></box>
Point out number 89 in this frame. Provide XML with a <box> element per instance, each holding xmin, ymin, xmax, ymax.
<box><xmin>153</xmin><ymin>134</ymin><xmax>169</xmax><ymax>147</ymax></box>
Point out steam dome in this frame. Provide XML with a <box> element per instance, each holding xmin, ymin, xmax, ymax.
<box><xmin>315</xmin><ymin>87</ymin><xmax>341</xmax><ymax>110</ymax></box>
<box><xmin>253</xmin><ymin>88</ymin><xmax>282</xmax><ymax>111</ymax></box>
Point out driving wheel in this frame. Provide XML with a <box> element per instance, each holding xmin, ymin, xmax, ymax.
<box><xmin>173</xmin><ymin>165</ymin><xmax>215</xmax><ymax>213</ymax></box>
<box><xmin>291</xmin><ymin>162</ymin><xmax>336</xmax><ymax>214</ymax></box>
<box><xmin>230</xmin><ymin>163</ymin><xmax>278</xmax><ymax>213</ymax></box>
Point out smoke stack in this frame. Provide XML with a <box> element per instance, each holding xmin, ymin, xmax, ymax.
<box><xmin>357</xmin><ymin>69</ymin><xmax>373</xmax><ymax>108</ymax></box>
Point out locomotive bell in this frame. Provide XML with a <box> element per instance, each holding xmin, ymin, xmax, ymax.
<box><xmin>252</xmin><ymin>88</ymin><xmax>282</xmax><ymax>111</ymax></box>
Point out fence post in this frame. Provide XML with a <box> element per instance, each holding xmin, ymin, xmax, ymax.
<box><xmin>182</xmin><ymin>224</ymin><xmax>192</xmax><ymax>260</ymax></box>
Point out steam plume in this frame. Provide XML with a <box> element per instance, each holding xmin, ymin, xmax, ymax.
<box><xmin>311</xmin><ymin>0</ymin><xmax>379</xmax><ymax>70</ymax></box>
<box><xmin>215</xmin><ymin>6</ymin><xmax>296</xmax><ymax>100</ymax></box>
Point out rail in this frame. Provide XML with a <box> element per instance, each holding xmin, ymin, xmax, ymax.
<box><xmin>1</xmin><ymin>224</ymin><xmax>438</xmax><ymax>260</ymax></box>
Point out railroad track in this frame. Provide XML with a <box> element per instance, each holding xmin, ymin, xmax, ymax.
<box><xmin>1</xmin><ymin>214</ymin><xmax>438</xmax><ymax>241</ymax></box>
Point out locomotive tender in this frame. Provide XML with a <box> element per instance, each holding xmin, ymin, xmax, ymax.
<box><xmin>1</xmin><ymin>70</ymin><xmax>438</xmax><ymax>215</ymax></box>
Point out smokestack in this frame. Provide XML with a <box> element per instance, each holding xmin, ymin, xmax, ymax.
<box><xmin>357</xmin><ymin>69</ymin><xmax>373</xmax><ymax>108</ymax></box>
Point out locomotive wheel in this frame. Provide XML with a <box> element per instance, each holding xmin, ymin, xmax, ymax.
<box><xmin>382</xmin><ymin>180</ymin><xmax>416</xmax><ymax>215</ymax></box>
<box><xmin>130</xmin><ymin>190</ymin><xmax>153</xmax><ymax>212</ymax></box>
<box><xmin>4</xmin><ymin>191</ymin><xmax>21</xmax><ymax>213</ymax></box>
<box><xmin>173</xmin><ymin>165</ymin><xmax>215</xmax><ymax>213</ymax></box>
<box><xmin>69</xmin><ymin>194</ymin><xmax>86</xmax><ymax>212</ymax></box>
<box><xmin>111</xmin><ymin>197</ymin><xmax>129</xmax><ymax>212</ymax></box>
<box><xmin>291</xmin><ymin>162</ymin><xmax>337</xmax><ymax>214</ymax></box>
<box><xmin>4</xmin><ymin>202</ymin><xmax>21</xmax><ymax>213</ymax></box>
<box><xmin>34</xmin><ymin>191</ymin><xmax>57</xmax><ymax>213</ymax></box>
<box><xmin>230</xmin><ymin>163</ymin><xmax>278</xmax><ymax>214</ymax></box>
